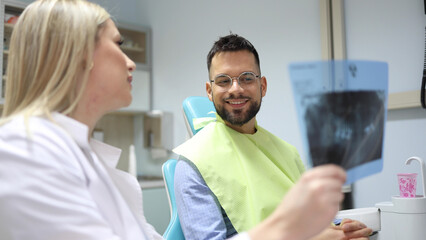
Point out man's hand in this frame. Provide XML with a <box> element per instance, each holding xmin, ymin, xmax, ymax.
<box><xmin>340</xmin><ymin>218</ymin><xmax>372</xmax><ymax>239</ymax></box>
<box><xmin>309</xmin><ymin>219</ymin><xmax>372</xmax><ymax>240</ymax></box>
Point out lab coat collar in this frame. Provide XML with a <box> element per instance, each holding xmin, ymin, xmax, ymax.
<box><xmin>52</xmin><ymin>113</ymin><xmax>121</xmax><ymax>168</ymax></box>
<box><xmin>52</xmin><ymin>112</ymin><xmax>90</xmax><ymax>148</ymax></box>
<box><xmin>90</xmin><ymin>139</ymin><xmax>122</xmax><ymax>169</ymax></box>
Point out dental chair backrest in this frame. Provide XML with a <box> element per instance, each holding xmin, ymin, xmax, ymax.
<box><xmin>162</xmin><ymin>159</ymin><xmax>185</xmax><ymax>240</ymax></box>
<box><xmin>182</xmin><ymin>96</ymin><xmax>216</xmax><ymax>137</ymax></box>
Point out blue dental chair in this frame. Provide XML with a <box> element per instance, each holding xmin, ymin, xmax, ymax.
<box><xmin>182</xmin><ymin>96</ymin><xmax>216</xmax><ymax>137</ymax></box>
<box><xmin>162</xmin><ymin>159</ymin><xmax>185</xmax><ymax>240</ymax></box>
<box><xmin>162</xmin><ymin>96</ymin><xmax>215</xmax><ymax>240</ymax></box>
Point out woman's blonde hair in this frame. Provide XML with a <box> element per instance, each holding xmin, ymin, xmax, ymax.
<box><xmin>2</xmin><ymin>0</ymin><xmax>110</xmax><ymax>120</ymax></box>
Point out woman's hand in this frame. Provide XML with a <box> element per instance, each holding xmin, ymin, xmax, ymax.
<box><xmin>249</xmin><ymin>164</ymin><xmax>346</xmax><ymax>240</ymax></box>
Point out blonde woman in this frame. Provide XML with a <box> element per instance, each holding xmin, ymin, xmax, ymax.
<box><xmin>0</xmin><ymin>1</ymin><xmax>347</xmax><ymax>240</ymax></box>
<box><xmin>0</xmin><ymin>0</ymin><xmax>161</xmax><ymax>239</ymax></box>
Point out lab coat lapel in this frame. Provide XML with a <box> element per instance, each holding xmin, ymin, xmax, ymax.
<box><xmin>91</xmin><ymin>140</ymin><xmax>161</xmax><ymax>240</ymax></box>
<box><xmin>53</xmin><ymin>113</ymin><xmax>148</xmax><ymax>239</ymax></box>
<box><xmin>84</xmin><ymin>142</ymin><xmax>147</xmax><ymax>240</ymax></box>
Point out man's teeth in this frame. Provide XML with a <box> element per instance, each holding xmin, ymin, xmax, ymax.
<box><xmin>230</xmin><ymin>100</ymin><xmax>245</xmax><ymax>104</ymax></box>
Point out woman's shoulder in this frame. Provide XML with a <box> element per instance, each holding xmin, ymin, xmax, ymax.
<box><xmin>0</xmin><ymin>114</ymin><xmax>87</xmax><ymax>176</ymax></box>
<box><xmin>1</xmin><ymin>115</ymin><xmax>62</xmax><ymax>137</ymax></box>
<box><xmin>0</xmin><ymin>114</ymin><xmax>78</xmax><ymax>152</ymax></box>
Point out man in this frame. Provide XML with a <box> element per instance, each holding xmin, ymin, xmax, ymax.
<box><xmin>173</xmin><ymin>34</ymin><xmax>372</xmax><ymax>240</ymax></box>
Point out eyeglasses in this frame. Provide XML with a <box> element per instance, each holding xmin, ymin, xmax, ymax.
<box><xmin>210</xmin><ymin>72</ymin><xmax>260</xmax><ymax>90</ymax></box>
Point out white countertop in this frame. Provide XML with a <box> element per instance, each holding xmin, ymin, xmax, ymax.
<box><xmin>139</xmin><ymin>179</ymin><xmax>165</xmax><ymax>189</ymax></box>
<box><xmin>138</xmin><ymin>175</ymin><xmax>165</xmax><ymax>189</ymax></box>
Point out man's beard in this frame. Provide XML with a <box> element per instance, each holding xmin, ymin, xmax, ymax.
<box><xmin>213</xmin><ymin>95</ymin><xmax>261</xmax><ymax>127</ymax></box>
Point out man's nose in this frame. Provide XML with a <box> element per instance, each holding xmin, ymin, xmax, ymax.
<box><xmin>228</xmin><ymin>77</ymin><xmax>243</xmax><ymax>92</ymax></box>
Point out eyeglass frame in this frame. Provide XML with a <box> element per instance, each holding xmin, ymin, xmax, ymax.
<box><xmin>209</xmin><ymin>71</ymin><xmax>261</xmax><ymax>89</ymax></box>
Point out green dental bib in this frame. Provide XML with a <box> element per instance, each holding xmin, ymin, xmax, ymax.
<box><xmin>173</xmin><ymin>115</ymin><xmax>305</xmax><ymax>232</ymax></box>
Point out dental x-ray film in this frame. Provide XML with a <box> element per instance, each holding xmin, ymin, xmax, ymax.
<box><xmin>289</xmin><ymin>60</ymin><xmax>388</xmax><ymax>184</ymax></box>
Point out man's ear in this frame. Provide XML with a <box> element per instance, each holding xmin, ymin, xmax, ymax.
<box><xmin>261</xmin><ymin>76</ymin><xmax>267</xmax><ymax>97</ymax></box>
<box><xmin>206</xmin><ymin>81</ymin><xmax>213</xmax><ymax>101</ymax></box>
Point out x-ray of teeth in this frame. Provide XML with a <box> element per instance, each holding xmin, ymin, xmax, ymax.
<box><xmin>303</xmin><ymin>90</ymin><xmax>385</xmax><ymax>170</ymax></box>
<box><xmin>289</xmin><ymin>60</ymin><xmax>388</xmax><ymax>184</ymax></box>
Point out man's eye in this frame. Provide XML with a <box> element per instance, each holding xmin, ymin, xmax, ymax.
<box><xmin>239</xmin><ymin>73</ymin><xmax>256</xmax><ymax>84</ymax></box>
<box><xmin>216</xmin><ymin>79</ymin><xmax>231</xmax><ymax>86</ymax></box>
<box><xmin>240</xmin><ymin>77</ymin><xmax>254</xmax><ymax>83</ymax></box>
<box><xmin>117</xmin><ymin>40</ymin><xmax>124</xmax><ymax>46</ymax></box>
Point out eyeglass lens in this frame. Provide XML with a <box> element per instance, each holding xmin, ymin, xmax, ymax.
<box><xmin>214</xmin><ymin>72</ymin><xmax>257</xmax><ymax>88</ymax></box>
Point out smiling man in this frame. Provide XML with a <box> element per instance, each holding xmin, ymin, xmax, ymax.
<box><xmin>173</xmin><ymin>34</ymin><xmax>372</xmax><ymax>240</ymax></box>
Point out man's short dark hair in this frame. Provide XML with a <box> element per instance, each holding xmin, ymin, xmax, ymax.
<box><xmin>207</xmin><ymin>34</ymin><xmax>260</xmax><ymax>75</ymax></box>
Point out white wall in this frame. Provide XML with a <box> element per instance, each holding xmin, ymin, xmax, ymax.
<box><xmin>89</xmin><ymin>0</ymin><xmax>147</xmax><ymax>25</ymax></box>
<box><xmin>344</xmin><ymin>0</ymin><xmax>426</xmax><ymax>207</ymax></box>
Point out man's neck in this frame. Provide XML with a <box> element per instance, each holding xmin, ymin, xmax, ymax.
<box><xmin>224</xmin><ymin>118</ymin><xmax>257</xmax><ymax>134</ymax></box>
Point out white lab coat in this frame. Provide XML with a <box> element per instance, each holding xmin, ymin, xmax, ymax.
<box><xmin>0</xmin><ymin>113</ymin><xmax>163</xmax><ymax>240</ymax></box>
